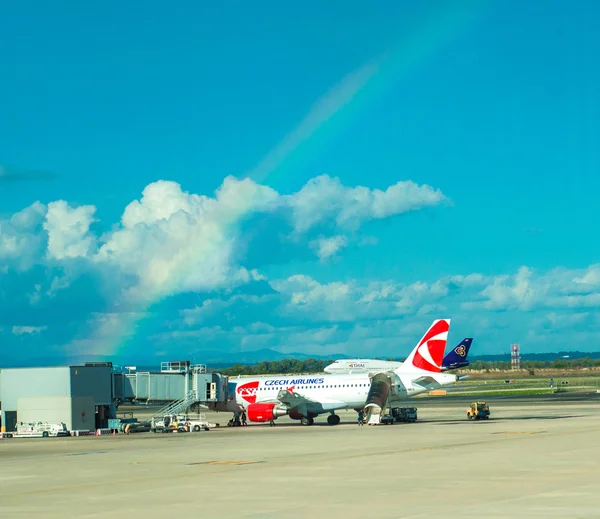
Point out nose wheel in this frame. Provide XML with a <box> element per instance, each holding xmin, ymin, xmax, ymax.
<box><xmin>327</xmin><ymin>414</ymin><xmax>341</xmax><ymax>426</ymax></box>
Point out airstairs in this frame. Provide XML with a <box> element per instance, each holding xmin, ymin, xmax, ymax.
<box><xmin>363</xmin><ymin>373</ymin><xmax>393</xmax><ymax>425</ymax></box>
<box><xmin>151</xmin><ymin>390</ymin><xmax>198</xmax><ymax>420</ymax></box>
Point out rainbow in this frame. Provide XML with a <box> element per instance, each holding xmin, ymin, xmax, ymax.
<box><xmin>91</xmin><ymin>2</ymin><xmax>490</xmax><ymax>360</ymax></box>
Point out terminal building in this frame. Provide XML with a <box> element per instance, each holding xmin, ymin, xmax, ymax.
<box><xmin>0</xmin><ymin>360</ymin><xmax>231</xmax><ymax>432</ymax></box>
<box><xmin>0</xmin><ymin>364</ymin><xmax>113</xmax><ymax>432</ymax></box>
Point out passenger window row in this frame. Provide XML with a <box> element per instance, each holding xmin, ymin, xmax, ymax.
<box><xmin>259</xmin><ymin>383</ymin><xmax>368</xmax><ymax>390</ymax></box>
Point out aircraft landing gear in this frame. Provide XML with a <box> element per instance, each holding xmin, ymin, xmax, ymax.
<box><xmin>300</xmin><ymin>416</ymin><xmax>314</xmax><ymax>426</ymax></box>
<box><xmin>327</xmin><ymin>414</ymin><xmax>341</xmax><ymax>426</ymax></box>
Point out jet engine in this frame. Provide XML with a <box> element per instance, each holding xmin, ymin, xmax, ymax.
<box><xmin>247</xmin><ymin>403</ymin><xmax>288</xmax><ymax>423</ymax></box>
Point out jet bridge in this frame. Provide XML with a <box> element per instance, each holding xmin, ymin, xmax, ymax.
<box><xmin>112</xmin><ymin>361</ymin><xmax>230</xmax><ymax>407</ymax></box>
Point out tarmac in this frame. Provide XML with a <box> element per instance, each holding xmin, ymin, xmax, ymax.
<box><xmin>1</xmin><ymin>397</ymin><xmax>600</xmax><ymax>518</ymax></box>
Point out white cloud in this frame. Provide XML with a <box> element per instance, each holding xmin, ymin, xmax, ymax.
<box><xmin>0</xmin><ymin>172</ymin><xmax>441</xmax><ymax>358</ymax></box>
<box><xmin>180</xmin><ymin>294</ymin><xmax>275</xmax><ymax>327</ymax></box>
<box><xmin>463</xmin><ymin>264</ymin><xmax>600</xmax><ymax>312</ymax></box>
<box><xmin>542</xmin><ymin>312</ymin><xmax>592</xmax><ymax>329</ymax></box>
<box><xmin>287</xmin><ymin>175</ymin><xmax>448</xmax><ymax>233</ymax></box>
<box><xmin>87</xmin><ymin>174</ymin><xmax>445</xmax><ymax>304</ymax></box>
<box><xmin>269</xmin><ymin>264</ymin><xmax>600</xmax><ymax>326</ymax></box>
<box><xmin>95</xmin><ymin>177</ymin><xmax>280</xmax><ymax>301</ymax></box>
<box><xmin>12</xmin><ymin>173</ymin><xmax>600</xmax><ymax>359</ymax></box>
<box><xmin>574</xmin><ymin>265</ymin><xmax>600</xmax><ymax>288</ymax></box>
<box><xmin>0</xmin><ymin>202</ymin><xmax>48</xmax><ymax>270</ymax></box>
<box><xmin>12</xmin><ymin>325</ymin><xmax>48</xmax><ymax>336</ymax></box>
<box><xmin>10</xmin><ymin>201</ymin><xmax>47</xmax><ymax>230</ymax></box>
<box><xmin>2</xmin><ymin>175</ymin><xmax>447</xmax><ymax>309</ymax></box>
<box><xmin>310</xmin><ymin>235</ymin><xmax>348</xmax><ymax>260</ymax></box>
<box><xmin>161</xmin><ymin>263</ymin><xmax>600</xmax><ymax>357</ymax></box>
<box><xmin>44</xmin><ymin>201</ymin><xmax>97</xmax><ymax>260</ymax></box>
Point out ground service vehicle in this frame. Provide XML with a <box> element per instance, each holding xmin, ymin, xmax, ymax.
<box><xmin>151</xmin><ymin>414</ymin><xmax>216</xmax><ymax>432</ymax></box>
<box><xmin>380</xmin><ymin>414</ymin><xmax>394</xmax><ymax>425</ymax></box>
<box><xmin>391</xmin><ymin>407</ymin><xmax>417</xmax><ymax>423</ymax></box>
<box><xmin>14</xmin><ymin>422</ymin><xmax>70</xmax><ymax>437</ymax></box>
<box><xmin>467</xmin><ymin>401</ymin><xmax>490</xmax><ymax>420</ymax></box>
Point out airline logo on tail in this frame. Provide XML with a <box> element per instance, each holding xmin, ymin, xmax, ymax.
<box><xmin>408</xmin><ymin>319</ymin><xmax>450</xmax><ymax>373</ymax></box>
<box><xmin>454</xmin><ymin>344</ymin><xmax>467</xmax><ymax>357</ymax></box>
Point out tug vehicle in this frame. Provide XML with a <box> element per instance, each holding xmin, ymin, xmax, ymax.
<box><xmin>466</xmin><ymin>401</ymin><xmax>490</xmax><ymax>420</ymax></box>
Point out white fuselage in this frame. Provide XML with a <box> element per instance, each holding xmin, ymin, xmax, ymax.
<box><xmin>234</xmin><ymin>370</ymin><xmax>458</xmax><ymax>412</ymax></box>
<box><xmin>323</xmin><ymin>359</ymin><xmax>403</xmax><ymax>374</ymax></box>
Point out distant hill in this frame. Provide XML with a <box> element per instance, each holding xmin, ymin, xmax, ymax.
<box><xmin>2</xmin><ymin>349</ymin><xmax>598</xmax><ymax>370</ymax></box>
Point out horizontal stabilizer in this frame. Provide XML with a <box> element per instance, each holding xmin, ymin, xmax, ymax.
<box><xmin>412</xmin><ymin>376</ymin><xmax>443</xmax><ymax>390</ymax></box>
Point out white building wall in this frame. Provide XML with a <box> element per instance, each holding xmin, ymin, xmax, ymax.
<box><xmin>17</xmin><ymin>396</ymin><xmax>73</xmax><ymax>429</ymax></box>
<box><xmin>17</xmin><ymin>396</ymin><xmax>95</xmax><ymax>431</ymax></box>
<box><xmin>1</xmin><ymin>367</ymin><xmax>71</xmax><ymax>411</ymax></box>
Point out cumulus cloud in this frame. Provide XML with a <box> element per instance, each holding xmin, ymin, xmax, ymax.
<box><xmin>310</xmin><ymin>235</ymin><xmax>348</xmax><ymax>260</ymax></box>
<box><xmin>463</xmin><ymin>264</ymin><xmax>600</xmax><ymax>312</ymax></box>
<box><xmin>7</xmin><ymin>171</ymin><xmax>599</xmax><ymax>362</ymax></box>
<box><xmin>245</xmin><ymin>265</ymin><xmax>600</xmax><ymax>356</ymax></box>
<box><xmin>44</xmin><ymin>201</ymin><xmax>97</xmax><ymax>260</ymax></box>
<box><xmin>0</xmin><ymin>173</ymin><xmax>449</xmax><ymax>360</ymax></box>
<box><xmin>270</xmin><ymin>274</ymin><xmax>460</xmax><ymax>322</ymax></box>
<box><xmin>96</xmin><ymin>177</ymin><xmax>279</xmax><ymax>301</ymax></box>
<box><xmin>276</xmin><ymin>265</ymin><xmax>600</xmax><ymax>354</ymax></box>
<box><xmin>0</xmin><ymin>202</ymin><xmax>48</xmax><ymax>270</ymax></box>
<box><xmin>287</xmin><ymin>175</ymin><xmax>448</xmax><ymax>233</ymax></box>
<box><xmin>0</xmin><ymin>173</ymin><xmax>440</xmax><ymax>304</ymax></box>
<box><xmin>116</xmin><ymin>260</ymin><xmax>600</xmax><ymax>361</ymax></box>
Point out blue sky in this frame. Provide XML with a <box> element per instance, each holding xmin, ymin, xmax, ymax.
<box><xmin>1</xmin><ymin>0</ymin><xmax>599</xmax><ymax>365</ymax></box>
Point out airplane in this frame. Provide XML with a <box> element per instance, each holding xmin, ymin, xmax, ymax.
<box><xmin>233</xmin><ymin>318</ymin><xmax>462</xmax><ymax>426</ymax></box>
<box><xmin>442</xmin><ymin>338</ymin><xmax>472</xmax><ymax>370</ymax></box>
<box><xmin>323</xmin><ymin>338</ymin><xmax>473</xmax><ymax>374</ymax></box>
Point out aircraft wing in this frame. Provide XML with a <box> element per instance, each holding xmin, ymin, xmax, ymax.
<box><xmin>275</xmin><ymin>388</ymin><xmax>348</xmax><ymax>414</ymax></box>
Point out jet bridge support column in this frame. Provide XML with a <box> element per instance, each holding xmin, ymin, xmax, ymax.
<box><xmin>364</xmin><ymin>373</ymin><xmax>392</xmax><ymax>425</ymax></box>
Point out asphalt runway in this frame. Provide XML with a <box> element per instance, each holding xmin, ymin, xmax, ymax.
<box><xmin>1</xmin><ymin>397</ymin><xmax>600</xmax><ymax>518</ymax></box>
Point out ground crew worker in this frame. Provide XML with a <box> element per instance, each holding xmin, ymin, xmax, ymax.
<box><xmin>241</xmin><ymin>411</ymin><xmax>247</xmax><ymax>426</ymax></box>
<box><xmin>357</xmin><ymin>410</ymin><xmax>364</xmax><ymax>426</ymax></box>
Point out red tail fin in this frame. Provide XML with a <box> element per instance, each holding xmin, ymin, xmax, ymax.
<box><xmin>402</xmin><ymin>319</ymin><xmax>451</xmax><ymax>372</ymax></box>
